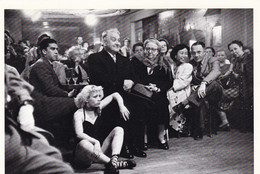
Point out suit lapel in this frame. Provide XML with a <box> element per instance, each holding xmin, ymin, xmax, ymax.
<box><xmin>42</xmin><ymin>58</ymin><xmax>62</xmax><ymax>86</ymax></box>
<box><xmin>101</xmin><ymin>50</ymin><xmax>117</xmax><ymax>74</ymax></box>
<box><xmin>200</xmin><ymin>56</ymin><xmax>209</xmax><ymax>74</ymax></box>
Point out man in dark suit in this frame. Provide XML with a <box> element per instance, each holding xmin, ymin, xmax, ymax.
<box><xmin>29</xmin><ymin>38</ymin><xmax>77</xmax><ymax>137</ymax></box>
<box><xmin>87</xmin><ymin>28</ymin><xmax>146</xmax><ymax>158</ymax></box>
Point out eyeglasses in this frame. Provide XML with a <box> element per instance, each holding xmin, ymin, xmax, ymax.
<box><xmin>145</xmin><ymin>47</ymin><xmax>158</xmax><ymax>52</ymax></box>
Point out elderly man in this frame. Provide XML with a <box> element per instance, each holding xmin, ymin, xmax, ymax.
<box><xmin>87</xmin><ymin>28</ymin><xmax>146</xmax><ymax>158</ymax></box>
<box><xmin>174</xmin><ymin>42</ymin><xmax>222</xmax><ymax>140</ymax></box>
<box><xmin>29</xmin><ymin>38</ymin><xmax>78</xmax><ymax>138</ymax></box>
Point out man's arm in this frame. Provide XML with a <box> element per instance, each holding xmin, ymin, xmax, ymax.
<box><xmin>197</xmin><ymin>57</ymin><xmax>221</xmax><ymax>98</ymax></box>
<box><xmin>30</xmin><ymin>63</ymin><xmax>68</xmax><ymax>97</ymax></box>
<box><xmin>203</xmin><ymin>57</ymin><xmax>221</xmax><ymax>84</ymax></box>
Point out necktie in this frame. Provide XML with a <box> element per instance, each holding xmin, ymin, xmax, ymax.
<box><xmin>77</xmin><ymin>66</ymin><xmax>83</xmax><ymax>84</ymax></box>
<box><xmin>196</xmin><ymin>63</ymin><xmax>202</xmax><ymax>78</ymax></box>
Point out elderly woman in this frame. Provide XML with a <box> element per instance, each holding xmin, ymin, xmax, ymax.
<box><xmin>167</xmin><ymin>44</ymin><xmax>193</xmax><ymax>129</ymax></box>
<box><xmin>228</xmin><ymin>40</ymin><xmax>253</xmax><ymax>132</ymax></box>
<box><xmin>132</xmin><ymin>38</ymin><xmax>172</xmax><ymax>150</ymax></box>
<box><xmin>73</xmin><ymin>85</ymin><xmax>136</xmax><ymax>173</ymax></box>
<box><xmin>65</xmin><ymin>46</ymin><xmax>89</xmax><ymax>84</ymax></box>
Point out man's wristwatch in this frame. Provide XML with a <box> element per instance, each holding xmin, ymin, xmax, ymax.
<box><xmin>20</xmin><ymin>100</ymin><xmax>34</xmax><ymax>106</ymax></box>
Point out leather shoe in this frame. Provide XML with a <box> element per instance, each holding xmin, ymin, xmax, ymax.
<box><xmin>117</xmin><ymin>159</ymin><xmax>136</xmax><ymax>169</ymax></box>
<box><xmin>158</xmin><ymin>142</ymin><xmax>169</xmax><ymax>150</ymax></box>
<box><xmin>193</xmin><ymin>129</ymin><xmax>203</xmax><ymax>140</ymax></box>
<box><xmin>193</xmin><ymin>135</ymin><xmax>203</xmax><ymax>141</ymax></box>
<box><xmin>142</xmin><ymin>143</ymin><xmax>148</xmax><ymax>151</ymax></box>
<box><xmin>104</xmin><ymin>162</ymin><xmax>119</xmax><ymax>174</ymax></box>
<box><xmin>120</xmin><ymin>146</ymin><xmax>134</xmax><ymax>159</ymax></box>
<box><xmin>131</xmin><ymin>144</ymin><xmax>147</xmax><ymax>158</ymax></box>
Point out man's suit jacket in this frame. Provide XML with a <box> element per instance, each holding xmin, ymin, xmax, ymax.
<box><xmin>87</xmin><ymin>49</ymin><xmax>135</xmax><ymax>96</ymax></box>
<box><xmin>29</xmin><ymin>58</ymin><xmax>68</xmax><ymax>97</ymax></box>
<box><xmin>29</xmin><ymin>58</ymin><xmax>77</xmax><ymax>126</ymax></box>
<box><xmin>201</xmin><ymin>56</ymin><xmax>221</xmax><ymax>84</ymax></box>
<box><xmin>191</xmin><ymin>56</ymin><xmax>221</xmax><ymax>85</ymax></box>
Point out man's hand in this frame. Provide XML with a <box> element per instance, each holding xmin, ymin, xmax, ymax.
<box><xmin>197</xmin><ymin>83</ymin><xmax>206</xmax><ymax>98</ymax></box>
<box><xmin>123</xmin><ymin>79</ymin><xmax>134</xmax><ymax>92</ymax></box>
<box><xmin>17</xmin><ymin>104</ymin><xmax>35</xmax><ymax>131</ymax></box>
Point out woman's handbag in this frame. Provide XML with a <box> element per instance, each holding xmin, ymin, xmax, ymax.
<box><xmin>132</xmin><ymin>83</ymin><xmax>153</xmax><ymax>98</ymax></box>
<box><xmin>220</xmin><ymin>73</ymin><xmax>239</xmax><ymax>100</ymax></box>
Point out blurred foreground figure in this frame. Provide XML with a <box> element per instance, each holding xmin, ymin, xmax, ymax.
<box><xmin>5</xmin><ymin>64</ymin><xmax>74</xmax><ymax>173</ymax></box>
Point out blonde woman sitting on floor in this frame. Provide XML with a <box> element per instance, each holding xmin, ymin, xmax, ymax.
<box><xmin>73</xmin><ymin>85</ymin><xmax>136</xmax><ymax>174</ymax></box>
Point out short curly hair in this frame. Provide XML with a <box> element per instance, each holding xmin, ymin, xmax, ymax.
<box><xmin>74</xmin><ymin>85</ymin><xmax>104</xmax><ymax>108</ymax></box>
<box><xmin>143</xmin><ymin>38</ymin><xmax>161</xmax><ymax>53</ymax></box>
<box><xmin>67</xmin><ymin>46</ymin><xmax>82</xmax><ymax>60</ymax></box>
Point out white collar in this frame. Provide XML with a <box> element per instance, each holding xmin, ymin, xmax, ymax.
<box><xmin>47</xmin><ymin>59</ymin><xmax>53</xmax><ymax>66</ymax></box>
<box><xmin>106</xmin><ymin>51</ymin><xmax>117</xmax><ymax>63</ymax></box>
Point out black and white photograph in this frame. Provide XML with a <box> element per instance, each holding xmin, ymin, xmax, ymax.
<box><xmin>3</xmin><ymin>2</ymin><xmax>257</xmax><ymax>173</ymax></box>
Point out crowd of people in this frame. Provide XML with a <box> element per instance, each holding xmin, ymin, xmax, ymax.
<box><xmin>5</xmin><ymin>27</ymin><xmax>253</xmax><ymax>173</ymax></box>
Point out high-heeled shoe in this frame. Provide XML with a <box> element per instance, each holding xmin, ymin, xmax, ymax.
<box><xmin>130</xmin><ymin>144</ymin><xmax>147</xmax><ymax>158</ymax></box>
<box><xmin>158</xmin><ymin>141</ymin><xmax>169</xmax><ymax>150</ymax></box>
<box><xmin>218</xmin><ymin>123</ymin><xmax>231</xmax><ymax>132</ymax></box>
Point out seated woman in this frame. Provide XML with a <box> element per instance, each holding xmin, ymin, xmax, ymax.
<box><xmin>65</xmin><ymin>46</ymin><xmax>89</xmax><ymax>84</ymax></box>
<box><xmin>216</xmin><ymin>50</ymin><xmax>237</xmax><ymax>131</ymax></box>
<box><xmin>167</xmin><ymin>44</ymin><xmax>193</xmax><ymax>132</ymax></box>
<box><xmin>132</xmin><ymin>38</ymin><xmax>172</xmax><ymax>150</ymax></box>
<box><xmin>73</xmin><ymin>85</ymin><xmax>136</xmax><ymax>174</ymax></box>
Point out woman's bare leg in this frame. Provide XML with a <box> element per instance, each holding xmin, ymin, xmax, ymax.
<box><xmin>158</xmin><ymin>124</ymin><xmax>166</xmax><ymax>143</ymax></box>
<box><xmin>102</xmin><ymin>126</ymin><xmax>124</xmax><ymax>156</ymax></box>
<box><xmin>75</xmin><ymin>140</ymin><xmax>110</xmax><ymax>165</ymax></box>
<box><xmin>218</xmin><ymin>110</ymin><xmax>229</xmax><ymax>127</ymax></box>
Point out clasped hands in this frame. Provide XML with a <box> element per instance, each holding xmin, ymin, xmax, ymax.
<box><xmin>145</xmin><ymin>83</ymin><xmax>160</xmax><ymax>92</ymax></box>
<box><xmin>123</xmin><ymin>79</ymin><xmax>134</xmax><ymax>92</ymax></box>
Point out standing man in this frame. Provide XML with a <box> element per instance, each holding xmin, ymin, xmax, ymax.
<box><xmin>29</xmin><ymin>38</ymin><xmax>77</xmax><ymax>138</ymax></box>
<box><xmin>87</xmin><ymin>28</ymin><xmax>146</xmax><ymax>158</ymax></box>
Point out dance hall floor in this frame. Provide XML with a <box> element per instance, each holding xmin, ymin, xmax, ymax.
<box><xmin>60</xmin><ymin>129</ymin><xmax>254</xmax><ymax>174</ymax></box>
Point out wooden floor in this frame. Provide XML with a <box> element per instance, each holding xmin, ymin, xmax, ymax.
<box><xmin>67</xmin><ymin>129</ymin><xmax>253</xmax><ymax>174</ymax></box>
